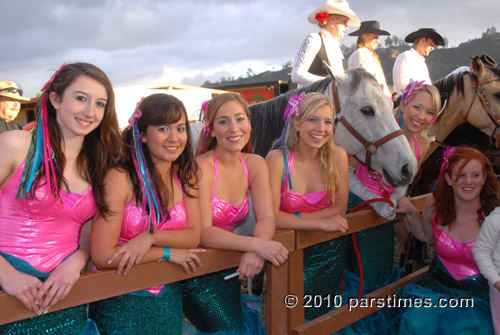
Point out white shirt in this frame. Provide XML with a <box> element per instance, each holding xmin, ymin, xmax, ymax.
<box><xmin>473</xmin><ymin>207</ymin><xmax>500</xmax><ymax>293</ymax></box>
<box><xmin>392</xmin><ymin>48</ymin><xmax>431</xmax><ymax>96</ymax></box>
<box><xmin>348</xmin><ymin>48</ymin><xmax>392</xmax><ymax>97</ymax></box>
<box><xmin>292</xmin><ymin>29</ymin><xmax>344</xmax><ymax>88</ymax></box>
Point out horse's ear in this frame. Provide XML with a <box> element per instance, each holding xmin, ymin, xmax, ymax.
<box><xmin>471</xmin><ymin>56</ymin><xmax>486</xmax><ymax>78</ymax></box>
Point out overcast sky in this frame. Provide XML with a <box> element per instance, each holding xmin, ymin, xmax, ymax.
<box><xmin>2</xmin><ymin>0</ymin><xmax>498</xmax><ymax>97</ymax></box>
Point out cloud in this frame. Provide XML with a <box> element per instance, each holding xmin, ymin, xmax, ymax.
<box><xmin>1</xmin><ymin>0</ymin><xmax>498</xmax><ymax>96</ymax></box>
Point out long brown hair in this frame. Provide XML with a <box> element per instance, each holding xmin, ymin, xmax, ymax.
<box><xmin>433</xmin><ymin>146</ymin><xmax>499</xmax><ymax>227</ymax></box>
<box><xmin>196</xmin><ymin>93</ymin><xmax>252</xmax><ymax>155</ymax></box>
<box><xmin>31</xmin><ymin>62</ymin><xmax>123</xmax><ymax>216</ymax></box>
<box><xmin>122</xmin><ymin>94</ymin><xmax>198</xmax><ymax>213</ymax></box>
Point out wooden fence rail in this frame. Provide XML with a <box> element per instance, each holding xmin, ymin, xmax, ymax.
<box><xmin>0</xmin><ymin>194</ymin><xmax>430</xmax><ymax>334</ymax></box>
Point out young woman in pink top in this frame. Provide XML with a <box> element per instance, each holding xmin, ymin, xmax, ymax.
<box><xmin>182</xmin><ymin>93</ymin><xmax>288</xmax><ymax>334</ymax></box>
<box><xmin>266</xmin><ymin>92</ymin><xmax>349</xmax><ymax>320</ymax></box>
<box><xmin>396</xmin><ymin>146</ymin><xmax>499</xmax><ymax>334</ymax></box>
<box><xmin>90</xmin><ymin>94</ymin><xmax>203</xmax><ymax>334</ymax></box>
<box><xmin>0</xmin><ymin>63</ymin><xmax>122</xmax><ymax>334</ymax></box>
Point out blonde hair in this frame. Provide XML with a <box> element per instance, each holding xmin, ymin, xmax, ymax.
<box><xmin>196</xmin><ymin>93</ymin><xmax>252</xmax><ymax>155</ymax></box>
<box><xmin>395</xmin><ymin>84</ymin><xmax>441</xmax><ymax>142</ymax></box>
<box><xmin>285</xmin><ymin>92</ymin><xmax>340</xmax><ymax>200</ymax></box>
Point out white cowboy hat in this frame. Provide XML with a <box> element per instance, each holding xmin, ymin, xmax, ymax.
<box><xmin>308</xmin><ymin>0</ymin><xmax>360</xmax><ymax>27</ymax></box>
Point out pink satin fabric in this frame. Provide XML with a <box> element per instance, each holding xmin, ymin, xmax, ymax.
<box><xmin>432</xmin><ymin>216</ymin><xmax>480</xmax><ymax>280</ymax></box>
<box><xmin>280</xmin><ymin>150</ymin><xmax>332</xmax><ymax>214</ymax></box>
<box><xmin>354</xmin><ymin>135</ymin><xmax>420</xmax><ymax>197</ymax></box>
<box><xmin>211</xmin><ymin>151</ymin><xmax>250</xmax><ymax>232</ymax></box>
<box><xmin>118</xmin><ymin>174</ymin><xmax>187</xmax><ymax>295</ymax></box>
<box><xmin>0</xmin><ymin>161</ymin><xmax>96</xmax><ymax>272</ymax></box>
<box><xmin>355</xmin><ymin>164</ymin><xmax>395</xmax><ymax>197</ymax></box>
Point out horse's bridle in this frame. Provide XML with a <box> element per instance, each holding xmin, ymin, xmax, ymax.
<box><xmin>463</xmin><ymin>73</ymin><xmax>500</xmax><ymax>147</ymax></box>
<box><xmin>330</xmin><ymin>77</ymin><xmax>404</xmax><ymax>171</ymax></box>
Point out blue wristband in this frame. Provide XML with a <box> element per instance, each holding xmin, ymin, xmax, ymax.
<box><xmin>162</xmin><ymin>247</ymin><xmax>171</xmax><ymax>261</ymax></box>
<box><xmin>294</xmin><ymin>212</ymin><xmax>302</xmax><ymax>218</ymax></box>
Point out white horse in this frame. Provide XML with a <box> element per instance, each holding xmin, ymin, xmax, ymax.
<box><xmin>249</xmin><ymin>68</ymin><xmax>417</xmax><ymax>189</ymax></box>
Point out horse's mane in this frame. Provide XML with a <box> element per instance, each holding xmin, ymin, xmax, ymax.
<box><xmin>433</xmin><ymin>66</ymin><xmax>500</xmax><ymax>107</ymax></box>
<box><xmin>249</xmin><ymin>77</ymin><xmax>333</xmax><ymax>156</ymax></box>
<box><xmin>433</xmin><ymin>71</ymin><xmax>468</xmax><ymax>104</ymax></box>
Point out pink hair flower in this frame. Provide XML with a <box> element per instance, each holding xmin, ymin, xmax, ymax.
<box><xmin>401</xmin><ymin>79</ymin><xmax>425</xmax><ymax>104</ymax></box>
<box><xmin>128</xmin><ymin>97</ymin><xmax>144</xmax><ymax>130</ymax></box>
<box><xmin>284</xmin><ymin>92</ymin><xmax>307</xmax><ymax>121</ymax></box>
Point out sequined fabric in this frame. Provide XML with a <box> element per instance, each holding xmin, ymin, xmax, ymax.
<box><xmin>345</xmin><ymin>223</ymin><xmax>395</xmax><ymax>289</ymax></box>
<box><xmin>181</xmin><ymin>268</ymin><xmax>247</xmax><ymax>334</ymax></box>
<box><xmin>395</xmin><ymin>257</ymin><xmax>493</xmax><ymax>334</ymax></box>
<box><xmin>89</xmin><ymin>283</ymin><xmax>182</xmax><ymax>335</ymax></box>
<box><xmin>303</xmin><ymin>237</ymin><xmax>348</xmax><ymax>320</ymax></box>
<box><xmin>0</xmin><ymin>305</ymin><xmax>87</xmax><ymax>335</ymax></box>
<box><xmin>418</xmin><ymin>257</ymin><xmax>489</xmax><ymax>301</ymax></box>
<box><xmin>346</xmin><ymin>192</ymin><xmax>395</xmax><ymax>289</ymax></box>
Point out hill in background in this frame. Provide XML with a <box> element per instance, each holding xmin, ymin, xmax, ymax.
<box><xmin>204</xmin><ymin>27</ymin><xmax>500</xmax><ymax>89</ymax></box>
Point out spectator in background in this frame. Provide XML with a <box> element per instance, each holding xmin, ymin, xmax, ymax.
<box><xmin>348</xmin><ymin>20</ymin><xmax>392</xmax><ymax>98</ymax></box>
<box><xmin>291</xmin><ymin>0</ymin><xmax>360</xmax><ymax>88</ymax></box>
<box><xmin>392</xmin><ymin>28</ymin><xmax>445</xmax><ymax>96</ymax></box>
<box><xmin>0</xmin><ymin>81</ymin><xmax>30</xmax><ymax>133</ymax></box>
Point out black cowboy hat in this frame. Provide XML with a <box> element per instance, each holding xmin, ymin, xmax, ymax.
<box><xmin>348</xmin><ymin>21</ymin><xmax>390</xmax><ymax>36</ymax></box>
<box><xmin>405</xmin><ymin>28</ymin><xmax>445</xmax><ymax>46</ymax></box>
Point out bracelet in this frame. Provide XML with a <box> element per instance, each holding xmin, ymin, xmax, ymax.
<box><xmin>162</xmin><ymin>247</ymin><xmax>171</xmax><ymax>261</ymax></box>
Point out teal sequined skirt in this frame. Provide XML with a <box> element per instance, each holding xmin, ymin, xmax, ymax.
<box><xmin>303</xmin><ymin>236</ymin><xmax>348</xmax><ymax>321</ymax></box>
<box><xmin>395</xmin><ymin>257</ymin><xmax>493</xmax><ymax>335</ymax></box>
<box><xmin>89</xmin><ymin>283</ymin><xmax>182</xmax><ymax>335</ymax></box>
<box><xmin>0</xmin><ymin>305</ymin><xmax>87</xmax><ymax>335</ymax></box>
<box><xmin>346</xmin><ymin>192</ymin><xmax>395</xmax><ymax>289</ymax></box>
<box><xmin>181</xmin><ymin>268</ymin><xmax>248</xmax><ymax>334</ymax></box>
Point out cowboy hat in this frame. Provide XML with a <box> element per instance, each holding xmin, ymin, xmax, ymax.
<box><xmin>0</xmin><ymin>81</ymin><xmax>30</xmax><ymax>101</ymax></box>
<box><xmin>348</xmin><ymin>21</ymin><xmax>390</xmax><ymax>36</ymax></box>
<box><xmin>308</xmin><ymin>0</ymin><xmax>360</xmax><ymax>27</ymax></box>
<box><xmin>405</xmin><ymin>28</ymin><xmax>445</xmax><ymax>46</ymax></box>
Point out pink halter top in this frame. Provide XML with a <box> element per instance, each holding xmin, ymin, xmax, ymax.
<box><xmin>120</xmin><ymin>173</ymin><xmax>187</xmax><ymax>295</ymax></box>
<box><xmin>280</xmin><ymin>151</ymin><xmax>332</xmax><ymax>214</ymax></box>
<box><xmin>211</xmin><ymin>150</ymin><xmax>250</xmax><ymax>232</ymax></box>
<box><xmin>0</xmin><ymin>161</ymin><xmax>96</xmax><ymax>273</ymax></box>
<box><xmin>432</xmin><ymin>216</ymin><xmax>480</xmax><ymax>281</ymax></box>
<box><xmin>354</xmin><ymin>135</ymin><xmax>420</xmax><ymax>197</ymax></box>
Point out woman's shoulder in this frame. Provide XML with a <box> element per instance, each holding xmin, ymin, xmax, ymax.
<box><xmin>195</xmin><ymin>151</ymin><xmax>214</xmax><ymax>166</ymax></box>
<box><xmin>0</xmin><ymin>130</ymin><xmax>31</xmax><ymax>165</ymax></box>
<box><xmin>335</xmin><ymin>145</ymin><xmax>348</xmax><ymax>161</ymax></box>
<box><xmin>242</xmin><ymin>152</ymin><xmax>267</xmax><ymax>168</ymax></box>
<box><xmin>265</xmin><ymin>148</ymin><xmax>283</xmax><ymax>161</ymax></box>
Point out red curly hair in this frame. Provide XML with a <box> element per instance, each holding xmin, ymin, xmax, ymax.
<box><xmin>433</xmin><ymin>146</ymin><xmax>499</xmax><ymax>227</ymax></box>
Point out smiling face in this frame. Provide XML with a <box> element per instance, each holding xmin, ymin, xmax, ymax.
<box><xmin>445</xmin><ymin>159</ymin><xmax>486</xmax><ymax>203</ymax></box>
<box><xmin>327</xmin><ymin>15</ymin><xmax>349</xmax><ymax>39</ymax></box>
<box><xmin>0</xmin><ymin>97</ymin><xmax>21</xmax><ymax>122</ymax></box>
<box><xmin>401</xmin><ymin>90</ymin><xmax>435</xmax><ymax>135</ymax></box>
<box><xmin>293</xmin><ymin>104</ymin><xmax>334</xmax><ymax>151</ymax></box>
<box><xmin>141</xmin><ymin>114</ymin><xmax>188</xmax><ymax>165</ymax></box>
<box><xmin>211</xmin><ymin>99</ymin><xmax>251</xmax><ymax>153</ymax></box>
<box><xmin>361</xmin><ymin>33</ymin><xmax>380</xmax><ymax>50</ymax></box>
<box><xmin>50</xmin><ymin>75</ymin><xmax>107</xmax><ymax>139</ymax></box>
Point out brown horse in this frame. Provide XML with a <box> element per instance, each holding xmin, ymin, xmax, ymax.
<box><xmin>425</xmin><ymin>56</ymin><xmax>500</xmax><ymax>162</ymax></box>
